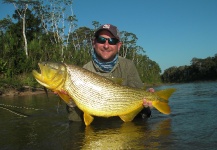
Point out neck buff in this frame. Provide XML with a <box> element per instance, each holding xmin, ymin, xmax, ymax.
<box><xmin>91</xmin><ymin>50</ymin><xmax>118</xmax><ymax>73</ymax></box>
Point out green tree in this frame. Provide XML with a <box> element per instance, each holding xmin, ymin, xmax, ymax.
<box><xmin>119</xmin><ymin>31</ymin><xmax>138</xmax><ymax>59</ymax></box>
<box><xmin>3</xmin><ymin>0</ymin><xmax>40</xmax><ymax>58</ymax></box>
<box><xmin>161</xmin><ymin>54</ymin><xmax>217</xmax><ymax>82</ymax></box>
<box><xmin>66</xmin><ymin>26</ymin><xmax>93</xmax><ymax>65</ymax></box>
<box><xmin>35</xmin><ymin>0</ymin><xmax>75</xmax><ymax>59</ymax></box>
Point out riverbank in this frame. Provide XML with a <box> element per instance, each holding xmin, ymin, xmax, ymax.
<box><xmin>0</xmin><ymin>85</ymin><xmax>48</xmax><ymax>97</ymax></box>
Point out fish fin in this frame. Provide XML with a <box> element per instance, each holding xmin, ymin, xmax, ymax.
<box><xmin>83</xmin><ymin>112</ymin><xmax>94</xmax><ymax>126</ymax></box>
<box><xmin>153</xmin><ymin>88</ymin><xmax>176</xmax><ymax>114</ymax></box>
<box><xmin>57</xmin><ymin>91</ymin><xmax>71</xmax><ymax>104</ymax></box>
<box><xmin>119</xmin><ymin>106</ymin><xmax>144</xmax><ymax>122</ymax></box>
<box><xmin>152</xmin><ymin>101</ymin><xmax>171</xmax><ymax>114</ymax></box>
<box><xmin>155</xmin><ymin>88</ymin><xmax>176</xmax><ymax>101</ymax></box>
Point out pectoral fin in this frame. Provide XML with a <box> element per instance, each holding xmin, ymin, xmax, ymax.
<box><xmin>57</xmin><ymin>91</ymin><xmax>71</xmax><ymax>104</ymax></box>
<box><xmin>119</xmin><ymin>106</ymin><xmax>143</xmax><ymax>122</ymax></box>
<box><xmin>84</xmin><ymin>112</ymin><xmax>94</xmax><ymax>126</ymax></box>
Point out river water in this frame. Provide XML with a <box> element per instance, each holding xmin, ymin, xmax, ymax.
<box><xmin>0</xmin><ymin>81</ymin><xmax>217</xmax><ymax>150</ymax></box>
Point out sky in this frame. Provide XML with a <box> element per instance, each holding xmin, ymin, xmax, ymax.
<box><xmin>0</xmin><ymin>0</ymin><xmax>217</xmax><ymax>72</ymax></box>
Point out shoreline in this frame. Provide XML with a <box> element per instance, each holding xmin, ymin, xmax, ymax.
<box><xmin>0</xmin><ymin>86</ymin><xmax>49</xmax><ymax>97</ymax></box>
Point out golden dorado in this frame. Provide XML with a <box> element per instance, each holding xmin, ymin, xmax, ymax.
<box><xmin>32</xmin><ymin>62</ymin><xmax>176</xmax><ymax>126</ymax></box>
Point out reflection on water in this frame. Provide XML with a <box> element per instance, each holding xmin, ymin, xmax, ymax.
<box><xmin>82</xmin><ymin>119</ymin><xmax>171</xmax><ymax>150</ymax></box>
<box><xmin>1</xmin><ymin>81</ymin><xmax>217</xmax><ymax>149</ymax></box>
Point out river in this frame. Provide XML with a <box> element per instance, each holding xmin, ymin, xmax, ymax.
<box><xmin>0</xmin><ymin>81</ymin><xmax>217</xmax><ymax>150</ymax></box>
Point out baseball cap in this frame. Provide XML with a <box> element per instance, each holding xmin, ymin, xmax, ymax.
<box><xmin>94</xmin><ymin>24</ymin><xmax>120</xmax><ymax>40</ymax></box>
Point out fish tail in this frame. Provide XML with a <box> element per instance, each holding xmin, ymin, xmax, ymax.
<box><xmin>152</xmin><ymin>88</ymin><xmax>176</xmax><ymax>114</ymax></box>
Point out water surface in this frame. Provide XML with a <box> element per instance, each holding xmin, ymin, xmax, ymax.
<box><xmin>0</xmin><ymin>81</ymin><xmax>217</xmax><ymax>149</ymax></box>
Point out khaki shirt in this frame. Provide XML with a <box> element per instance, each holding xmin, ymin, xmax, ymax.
<box><xmin>83</xmin><ymin>56</ymin><xmax>144</xmax><ymax>88</ymax></box>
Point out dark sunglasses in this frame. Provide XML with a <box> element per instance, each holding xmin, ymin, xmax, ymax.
<box><xmin>96</xmin><ymin>36</ymin><xmax>119</xmax><ymax>45</ymax></box>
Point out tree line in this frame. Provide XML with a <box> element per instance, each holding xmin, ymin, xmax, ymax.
<box><xmin>161</xmin><ymin>54</ymin><xmax>217</xmax><ymax>83</ymax></box>
<box><xmin>0</xmin><ymin>0</ymin><xmax>161</xmax><ymax>87</ymax></box>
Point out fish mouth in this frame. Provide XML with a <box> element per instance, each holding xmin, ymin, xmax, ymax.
<box><xmin>32</xmin><ymin>62</ymin><xmax>67</xmax><ymax>90</ymax></box>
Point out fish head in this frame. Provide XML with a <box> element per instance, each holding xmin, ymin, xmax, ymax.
<box><xmin>32</xmin><ymin>62</ymin><xmax>67</xmax><ymax>91</ymax></box>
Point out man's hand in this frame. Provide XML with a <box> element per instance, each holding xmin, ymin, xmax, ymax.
<box><xmin>143</xmin><ymin>88</ymin><xmax>155</xmax><ymax>108</ymax></box>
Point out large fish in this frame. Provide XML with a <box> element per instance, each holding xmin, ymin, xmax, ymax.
<box><xmin>32</xmin><ymin>62</ymin><xmax>176</xmax><ymax>126</ymax></box>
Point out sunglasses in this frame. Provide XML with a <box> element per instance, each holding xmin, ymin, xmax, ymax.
<box><xmin>96</xmin><ymin>36</ymin><xmax>119</xmax><ymax>45</ymax></box>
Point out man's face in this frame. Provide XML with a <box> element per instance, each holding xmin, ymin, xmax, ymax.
<box><xmin>93</xmin><ymin>30</ymin><xmax>122</xmax><ymax>62</ymax></box>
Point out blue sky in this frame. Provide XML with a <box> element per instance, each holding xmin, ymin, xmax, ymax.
<box><xmin>1</xmin><ymin>0</ymin><xmax>217</xmax><ymax>72</ymax></box>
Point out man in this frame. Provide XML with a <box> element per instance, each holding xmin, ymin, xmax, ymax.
<box><xmin>67</xmin><ymin>24</ymin><xmax>152</xmax><ymax>122</ymax></box>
